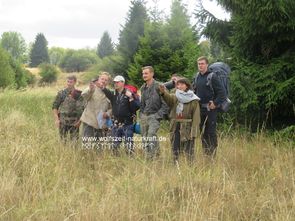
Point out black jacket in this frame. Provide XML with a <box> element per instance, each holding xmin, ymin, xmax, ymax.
<box><xmin>103</xmin><ymin>88</ymin><xmax>140</xmax><ymax>125</ymax></box>
<box><xmin>193</xmin><ymin>71</ymin><xmax>226</xmax><ymax>107</ymax></box>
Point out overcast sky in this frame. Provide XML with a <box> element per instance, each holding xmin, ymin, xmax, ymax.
<box><xmin>0</xmin><ymin>0</ymin><xmax>229</xmax><ymax>49</ymax></box>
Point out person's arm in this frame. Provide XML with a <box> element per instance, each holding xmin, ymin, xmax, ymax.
<box><xmin>191</xmin><ymin>101</ymin><xmax>201</xmax><ymax>139</ymax></box>
<box><xmin>74</xmin><ymin>94</ymin><xmax>85</xmax><ymax>128</ymax></box>
<box><xmin>153</xmin><ymin>84</ymin><xmax>169</xmax><ymax>120</ymax></box>
<box><xmin>139</xmin><ymin>86</ymin><xmax>145</xmax><ymax>113</ymax></box>
<box><xmin>161</xmin><ymin>89</ymin><xmax>177</xmax><ymax>108</ymax></box>
<box><xmin>102</xmin><ymin>88</ymin><xmax>115</xmax><ymax>103</ymax></box>
<box><xmin>52</xmin><ymin>109</ymin><xmax>60</xmax><ymax>128</ymax></box>
<box><xmin>125</xmin><ymin>90</ymin><xmax>140</xmax><ymax>113</ymax></box>
<box><xmin>52</xmin><ymin>91</ymin><xmax>63</xmax><ymax>128</ymax></box>
<box><xmin>130</xmin><ymin>96</ymin><xmax>140</xmax><ymax>113</ymax></box>
<box><xmin>154</xmin><ymin>96</ymin><xmax>169</xmax><ymax>120</ymax></box>
<box><xmin>81</xmin><ymin>84</ymin><xmax>95</xmax><ymax>101</ymax></box>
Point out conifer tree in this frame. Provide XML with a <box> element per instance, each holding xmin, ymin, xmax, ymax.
<box><xmin>96</xmin><ymin>31</ymin><xmax>114</xmax><ymax>58</ymax></box>
<box><xmin>29</xmin><ymin>33</ymin><xmax>49</xmax><ymax>67</ymax></box>
<box><xmin>117</xmin><ymin>0</ymin><xmax>148</xmax><ymax>77</ymax></box>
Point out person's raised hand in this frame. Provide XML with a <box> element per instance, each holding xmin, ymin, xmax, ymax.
<box><xmin>125</xmin><ymin>90</ymin><xmax>133</xmax><ymax>98</ymax></box>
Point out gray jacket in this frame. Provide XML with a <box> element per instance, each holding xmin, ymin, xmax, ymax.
<box><xmin>140</xmin><ymin>80</ymin><xmax>169</xmax><ymax>120</ymax></box>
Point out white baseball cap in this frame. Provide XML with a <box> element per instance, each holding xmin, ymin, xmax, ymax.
<box><xmin>113</xmin><ymin>75</ymin><xmax>125</xmax><ymax>82</ymax></box>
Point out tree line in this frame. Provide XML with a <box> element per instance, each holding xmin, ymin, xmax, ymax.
<box><xmin>0</xmin><ymin>0</ymin><xmax>294</xmax><ymax>132</ymax></box>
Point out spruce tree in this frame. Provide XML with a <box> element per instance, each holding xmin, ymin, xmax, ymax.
<box><xmin>29</xmin><ymin>33</ymin><xmax>49</xmax><ymax>67</ymax></box>
<box><xmin>117</xmin><ymin>0</ymin><xmax>148</xmax><ymax>77</ymax></box>
<box><xmin>196</xmin><ymin>0</ymin><xmax>295</xmax><ymax>62</ymax></box>
<box><xmin>96</xmin><ymin>31</ymin><xmax>114</xmax><ymax>58</ymax></box>
<box><xmin>128</xmin><ymin>0</ymin><xmax>200</xmax><ymax>85</ymax></box>
<box><xmin>195</xmin><ymin>0</ymin><xmax>295</xmax><ymax>128</ymax></box>
<box><xmin>166</xmin><ymin>0</ymin><xmax>200</xmax><ymax>79</ymax></box>
<box><xmin>128</xmin><ymin>21</ymin><xmax>170</xmax><ymax>86</ymax></box>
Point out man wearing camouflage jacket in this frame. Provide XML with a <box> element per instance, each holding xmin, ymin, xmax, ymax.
<box><xmin>52</xmin><ymin>75</ymin><xmax>84</xmax><ymax>141</ymax></box>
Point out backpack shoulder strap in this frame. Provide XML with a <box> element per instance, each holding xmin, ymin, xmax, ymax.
<box><xmin>206</xmin><ymin>72</ymin><xmax>214</xmax><ymax>91</ymax></box>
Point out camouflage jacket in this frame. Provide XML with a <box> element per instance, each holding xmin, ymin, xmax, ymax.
<box><xmin>52</xmin><ymin>88</ymin><xmax>84</xmax><ymax>125</ymax></box>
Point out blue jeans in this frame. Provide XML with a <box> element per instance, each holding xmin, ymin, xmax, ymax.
<box><xmin>111</xmin><ymin>124</ymin><xmax>134</xmax><ymax>154</ymax></box>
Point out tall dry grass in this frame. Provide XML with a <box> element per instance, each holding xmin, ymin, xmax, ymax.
<box><xmin>0</xmin><ymin>88</ymin><xmax>294</xmax><ymax>221</ymax></box>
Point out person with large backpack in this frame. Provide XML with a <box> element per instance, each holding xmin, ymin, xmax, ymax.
<box><xmin>192</xmin><ymin>56</ymin><xmax>228</xmax><ymax>157</ymax></box>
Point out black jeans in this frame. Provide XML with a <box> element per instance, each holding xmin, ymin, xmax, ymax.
<box><xmin>200</xmin><ymin>108</ymin><xmax>218</xmax><ymax>156</ymax></box>
<box><xmin>173</xmin><ymin>123</ymin><xmax>195</xmax><ymax>163</ymax></box>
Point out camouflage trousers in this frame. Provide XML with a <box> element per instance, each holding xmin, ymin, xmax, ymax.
<box><xmin>140</xmin><ymin>113</ymin><xmax>161</xmax><ymax>159</ymax></box>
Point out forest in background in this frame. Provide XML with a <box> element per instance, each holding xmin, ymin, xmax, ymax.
<box><xmin>0</xmin><ymin>0</ymin><xmax>294</xmax><ymax>135</ymax></box>
<box><xmin>0</xmin><ymin>1</ymin><xmax>294</xmax><ymax>219</ymax></box>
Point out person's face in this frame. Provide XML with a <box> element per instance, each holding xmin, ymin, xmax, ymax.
<box><xmin>114</xmin><ymin>81</ymin><xmax>124</xmax><ymax>90</ymax></box>
<box><xmin>67</xmin><ymin>79</ymin><xmax>76</xmax><ymax>89</ymax></box>
<box><xmin>197</xmin><ymin>59</ymin><xmax>208</xmax><ymax>74</ymax></box>
<box><xmin>98</xmin><ymin>74</ymin><xmax>109</xmax><ymax>87</ymax></box>
<box><xmin>176</xmin><ymin>82</ymin><xmax>187</xmax><ymax>91</ymax></box>
<box><xmin>142</xmin><ymin>69</ymin><xmax>153</xmax><ymax>82</ymax></box>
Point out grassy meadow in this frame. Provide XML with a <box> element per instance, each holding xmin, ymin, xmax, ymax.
<box><xmin>0</xmin><ymin>76</ymin><xmax>294</xmax><ymax>220</ymax></box>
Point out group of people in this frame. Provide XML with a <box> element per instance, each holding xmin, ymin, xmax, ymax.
<box><xmin>52</xmin><ymin>56</ymin><xmax>227</xmax><ymax>162</ymax></box>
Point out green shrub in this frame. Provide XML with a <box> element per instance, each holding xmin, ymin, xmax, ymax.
<box><xmin>59</xmin><ymin>49</ymin><xmax>98</xmax><ymax>73</ymax></box>
<box><xmin>0</xmin><ymin>47</ymin><xmax>15</xmax><ymax>88</ymax></box>
<box><xmin>39</xmin><ymin>63</ymin><xmax>59</xmax><ymax>84</ymax></box>
<box><xmin>9</xmin><ymin>57</ymin><xmax>28</xmax><ymax>88</ymax></box>
<box><xmin>24</xmin><ymin>69</ymin><xmax>36</xmax><ymax>86</ymax></box>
